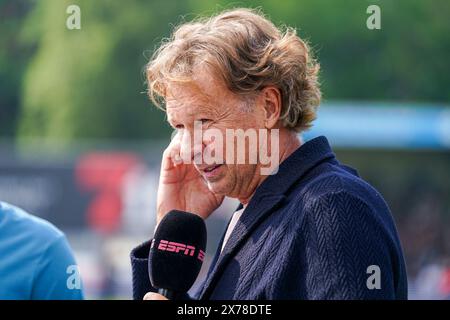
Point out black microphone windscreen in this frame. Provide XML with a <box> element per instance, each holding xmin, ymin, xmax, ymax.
<box><xmin>148</xmin><ymin>210</ymin><xmax>207</xmax><ymax>293</ymax></box>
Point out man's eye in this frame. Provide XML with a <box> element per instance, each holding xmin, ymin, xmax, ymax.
<box><xmin>175</xmin><ymin>124</ymin><xmax>184</xmax><ymax>129</ymax></box>
<box><xmin>200</xmin><ymin>119</ymin><xmax>211</xmax><ymax>124</ymax></box>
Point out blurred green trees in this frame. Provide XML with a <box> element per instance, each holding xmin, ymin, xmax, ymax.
<box><xmin>0</xmin><ymin>0</ymin><xmax>449</xmax><ymax>141</ymax></box>
<box><xmin>0</xmin><ymin>0</ymin><xmax>33</xmax><ymax>138</ymax></box>
<box><xmin>16</xmin><ymin>0</ymin><xmax>191</xmax><ymax>141</ymax></box>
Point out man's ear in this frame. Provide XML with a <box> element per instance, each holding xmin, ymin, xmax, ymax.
<box><xmin>260</xmin><ymin>86</ymin><xmax>282</xmax><ymax>129</ymax></box>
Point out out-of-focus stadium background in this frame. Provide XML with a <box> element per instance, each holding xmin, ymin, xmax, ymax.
<box><xmin>1</xmin><ymin>0</ymin><xmax>449</xmax><ymax>299</ymax></box>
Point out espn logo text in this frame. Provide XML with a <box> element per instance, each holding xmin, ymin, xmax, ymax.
<box><xmin>152</xmin><ymin>239</ymin><xmax>205</xmax><ymax>262</ymax></box>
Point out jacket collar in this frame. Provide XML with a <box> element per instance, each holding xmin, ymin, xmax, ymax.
<box><xmin>200</xmin><ymin>136</ymin><xmax>336</xmax><ymax>299</ymax></box>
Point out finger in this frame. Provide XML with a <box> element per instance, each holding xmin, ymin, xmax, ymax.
<box><xmin>171</xmin><ymin>151</ymin><xmax>183</xmax><ymax>166</ymax></box>
<box><xmin>170</xmin><ymin>133</ymin><xmax>183</xmax><ymax>166</ymax></box>
<box><xmin>143</xmin><ymin>292</ymin><xmax>169</xmax><ymax>300</ymax></box>
<box><xmin>162</xmin><ymin>133</ymin><xmax>182</xmax><ymax>170</ymax></box>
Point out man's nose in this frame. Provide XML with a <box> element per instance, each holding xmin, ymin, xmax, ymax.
<box><xmin>179</xmin><ymin>129</ymin><xmax>204</xmax><ymax>163</ymax></box>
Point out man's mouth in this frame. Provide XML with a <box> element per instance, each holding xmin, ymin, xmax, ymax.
<box><xmin>199</xmin><ymin>164</ymin><xmax>223</xmax><ymax>178</ymax></box>
<box><xmin>203</xmin><ymin>164</ymin><xmax>221</xmax><ymax>172</ymax></box>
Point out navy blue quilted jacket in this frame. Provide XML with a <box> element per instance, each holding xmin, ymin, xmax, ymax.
<box><xmin>130</xmin><ymin>136</ymin><xmax>408</xmax><ymax>300</ymax></box>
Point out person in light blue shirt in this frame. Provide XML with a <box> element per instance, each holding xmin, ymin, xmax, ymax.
<box><xmin>0</xmin><ymin>201</ymin><xmax>84</xmax><ymax>299</ymax></box>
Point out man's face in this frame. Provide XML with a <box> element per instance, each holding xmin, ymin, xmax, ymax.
<box><xmin>165</xmin><ymin>71</ymin><xmax>267</xmax><ymax>200</ymax></box>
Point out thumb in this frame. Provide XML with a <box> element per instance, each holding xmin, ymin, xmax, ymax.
<box><xmin>143</xmin><ymin>292</ymin><xmax>169</xmax><ymax>300</ymax></box>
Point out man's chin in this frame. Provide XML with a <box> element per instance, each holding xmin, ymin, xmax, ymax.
<box><xmin>206</xmin><ymin>179</ymin><xmax>229</xmax><ymax>196</ymax></box>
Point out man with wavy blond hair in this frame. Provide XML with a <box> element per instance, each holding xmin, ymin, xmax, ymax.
<box><xmin>130</xmin><ymin>8</ymin><xmax>407</xmax><ymax>300</ymax></box>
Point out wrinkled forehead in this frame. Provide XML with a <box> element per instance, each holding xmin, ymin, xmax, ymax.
<box><xmin>166</xmin><ymin>82</ymin><xmax>210</xmax><ymax>108</ymax></box>
<box><xmin>165</xmin><ymin>70</ymin><xmax>241</xmax><ymax>120</ymax></box>
<box><xmin>165</xmin><ymin>67</ymin><xmax>225</xmax><ymax>104</ymax></box>
<box><xmin>165</xmin><ymin>81</ymin><xmax>214</xmax><ymax>122</ymax></box>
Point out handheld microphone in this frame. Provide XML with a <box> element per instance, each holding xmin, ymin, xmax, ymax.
<box><xmin>148</xmin><ymin>210</ymin><xmax>207</xmax><ymax>300</ymax></box>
